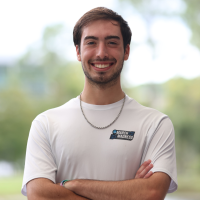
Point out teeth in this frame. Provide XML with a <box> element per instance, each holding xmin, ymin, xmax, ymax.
<box><xmin>94</xmin><ymin>64</ymin><xmax>110</xmax><ymax>68</ymax></box>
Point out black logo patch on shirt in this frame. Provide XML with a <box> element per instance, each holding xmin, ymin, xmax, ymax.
<box><xmin>110</xmin><ymin>129</ymin><xmax>135</xmax><ymax>141</ymax></box>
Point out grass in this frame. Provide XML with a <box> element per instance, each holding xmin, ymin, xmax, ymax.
<box><xmin>0</xmin><ymin>194</ymin><xmax>27</xmax><ymax>200</ymax></box>
<box><xmin>0</xmin><ymin>174</ymin><xmax>23</xmax><ymax>195</ymax></box>
<box><xmin>177</xmin><ymin>174</ymin><xmax>200</xmax><ymax>192</ymax></box>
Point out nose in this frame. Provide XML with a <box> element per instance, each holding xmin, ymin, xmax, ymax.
<box><xmin>96</xmin><ymin>42</ymin><xmax>109</xmax><ymax>59</ymax></box>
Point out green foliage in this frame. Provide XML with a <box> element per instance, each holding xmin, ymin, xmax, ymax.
<box><xmin>120</xmin><ymin>0</ymin><xmax>200</xmax><ymax>51</ymax></box>
<box><xmin>0</xmin><ymin>24</ymin><xmax>84</xmax><ymax>165</ymax></box>
<box><xmin>163</xmin><ymin>77</ymin><xmax>200</xmax><ymax>174</ymax></box>
<box><xmin>182</xmin><ymin>0</ymin><xmax>200</xmax><ymax>49</ymax></box>
<box><xmin>0</xmin><ymin>87</ymin><xmax>39</xmax><ymax>163</ymax></box>
<box><xmin>120</xmin><ymin>0</ymin><xmax>182</xmax><ymax>16</ymax></box>
<box><xmin>0</xmin><ymin>64</ymin><xmax>84</xmax><ymax>164</ymax></box>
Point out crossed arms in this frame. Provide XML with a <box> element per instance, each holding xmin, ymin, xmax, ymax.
<box><xmin>27</xmin><ymin>160</ymin><xmax>171</xmax><ymax>200</ymax></box>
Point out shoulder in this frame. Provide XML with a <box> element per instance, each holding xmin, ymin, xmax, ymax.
<box><xmin>33</xmin><ymin>96</ymin><xmax>80</xmax><ymax>125</ymax></box>
<box><xmin>125</xmin><ymin>95</ymin><xmax>168</xmax><ymax>122</ymax></box>
<box><xmin>124</xmin><ymin>95</ymin><xmax>174</xmax><ymax>136</ymax></box>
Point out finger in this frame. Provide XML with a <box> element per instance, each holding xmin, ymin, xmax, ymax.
<box><xmin>144</xmin><ymin>171</ymin><xmax>153</xmax><ymax>179</ymax></box>
<box><xmin>135</xmin><ymin>163</ymin><xmax>153</xmax><ymax>179</ymax></box>
<box><xmin>135</xmin><ymin>161</ymin><xmax>150</xmax><ymax>178</ymax></box>
<box><xmin>135</xmin><ymin>160</ymin><xmax>151</xmax><ymax>175</ymax></box>
<box><xmin>139</xmin><ymin>163</ymin><xmax>153</xmax><ymax>178</ymax></box>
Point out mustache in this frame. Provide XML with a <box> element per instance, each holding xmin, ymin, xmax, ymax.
<box><xmin>89</xmin><ymin>58</ymin><xmax>116</xmax><ymax>62</ymax></box>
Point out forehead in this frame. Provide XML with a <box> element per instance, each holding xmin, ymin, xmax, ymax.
<box><xmin>81</xmin><ymin>19</ymin><xmax>122</xmax><ymax>41</ymax></box>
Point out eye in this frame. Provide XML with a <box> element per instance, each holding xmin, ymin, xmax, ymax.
<box><xmin>87</xmin><ymin>41</ymin><xmax>95</xmax><ymax>45</ymax></box>
<box><xmin>108</xmin><ymin>41</ymin><xmax>117</xmax><ymax>45</ymax></box>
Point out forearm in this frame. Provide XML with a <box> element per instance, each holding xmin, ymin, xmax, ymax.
<box><xmin>65</xmin><ymin>173</ymin><xmax>170</xmax><ymax>200</ymax></box>
<box><xmin>27</xmin><ymin>178</ymin><xmax>89</xmax><ymax>200</ymax></box>
<box><xmin>66</xmin><ymin>179</ymin><xmax>153</xmax><ymax>200</ymax></box>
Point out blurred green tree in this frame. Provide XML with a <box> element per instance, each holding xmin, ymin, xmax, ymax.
<box><xmin>163</xmin><ymin>77</ymin><xmax>200</xmax><ymax>174</ymax></box>
<box><xmin>182</xmin><ymin>0</ymin><xmax>200</xmax><ymax>50</ymax></box>
<box><xmin>0</xmin><ymin>24</ymin><xmax>84</xmax><ymax>164</ymax></box>
<box><xmin>120</xmin><ymin>0</ymin><xmax>200</xmax><ymax>50</ymax></box>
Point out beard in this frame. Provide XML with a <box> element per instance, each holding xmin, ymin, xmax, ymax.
<box><xmin>81</xmin><ymin>57</ymin><xmax>124</xmax><ymax>89</ymax></box>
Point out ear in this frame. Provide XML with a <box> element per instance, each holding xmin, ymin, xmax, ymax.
<box><xmin>76</xmin><ymin>45</ymin><xmax>81</xmax><ymax>61</ymax></box>
<box><xmin>124</xmin><ymin>44</ymin><xmax>130</xmax><ymax>61</ymax></box>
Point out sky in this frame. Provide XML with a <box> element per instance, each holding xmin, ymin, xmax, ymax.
<box><xmin>0</xmin><ymin>0</ymin><xmax>200</xmax><ymax>86</ymax></box>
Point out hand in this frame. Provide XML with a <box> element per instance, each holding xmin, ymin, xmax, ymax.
<box><xmin>135</xmin><ymin>159</ymin><xmax>153</xmax><ymax>179</ymax></box>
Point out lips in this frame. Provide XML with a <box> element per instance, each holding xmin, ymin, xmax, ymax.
<box><xmin>90</xmin><ymin>62</ymin><xmax>114</xmax><ymax>71</ymax></box>
<box><xmin>94</xmin><ymin>64</ymin><xmax>110</xmax><ymax>68</ymax></box>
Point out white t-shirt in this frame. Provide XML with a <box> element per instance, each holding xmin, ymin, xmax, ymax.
<box><xmin>21</xmin><ymin>95</ymin><xmax>178</xmax><ymax>196</ymax></box>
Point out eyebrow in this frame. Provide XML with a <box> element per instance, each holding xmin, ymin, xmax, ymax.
<box><xmin>105</xmin><ymin>35</ymin><xmax>120</xmax><ymax>40</ymax></box>
<box><xmin>84</xmin><ymin>35</ymin><xmax>120</xmax><ymax>41</ymax></box>
<box><xmin>84</xmin><ymin>36</ymin><xmax>98</xmax><ymax>41</ymax></box>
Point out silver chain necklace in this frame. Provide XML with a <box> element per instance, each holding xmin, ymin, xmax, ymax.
<box><xmin>80</xmin><ymin>93</ymin><xmax>126</xmax><ymax>129</ymax></box>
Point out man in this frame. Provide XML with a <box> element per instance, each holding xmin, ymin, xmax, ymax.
<box><xmin>22</xmin><ymin>7</ymin><xmax>177</xmax><ymax>200</ymax></box>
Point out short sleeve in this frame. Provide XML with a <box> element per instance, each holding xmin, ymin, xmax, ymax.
<box><xmin>21</xmin><ymin>115</ymin><xmax>57</xmax><ymax>196</ymax></box>
<box><xmin>142</xmin><ymin>117</ymin><xmax>178</xmax><ymax>193</ymax></box>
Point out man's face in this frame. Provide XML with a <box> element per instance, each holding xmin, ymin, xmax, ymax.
<box><xmin>76</xmin><ymin>19</ymin><xmax>130</xmax><ymax>87</ymax></box>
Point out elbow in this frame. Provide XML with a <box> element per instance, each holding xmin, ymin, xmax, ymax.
<box><xmin>27</xmin><ymin>190</ymin><xmax>39</xmax><ymax>200</ymax></box>
<box><xmin>27</xmin><ymin>185</ymin><xmax>43</xmax><ymax>200</ymax></box>
<box><xmin>27</xmin><ymin>193</ymin><xmax>37</xmax><ymax>200</ymax></box>
<box><xmin>148</xmin><ymin>189</ymin><xmax>165</xmax><ymax>200</ymax></box>
<box><xmin>27</xmin><ymin>192</ymin><xmax>45</xmax><ymax>200</ymax></box>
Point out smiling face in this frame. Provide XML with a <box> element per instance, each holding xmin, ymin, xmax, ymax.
<box><xmin>76</xmin><ymin>19</ymin><xmax>130</xmax><ymax>88</ymax></box>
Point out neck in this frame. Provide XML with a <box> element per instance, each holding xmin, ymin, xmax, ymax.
<box><xmin>81</xmin><ymin>78</ymin><xmax>125</xmax><ymax>105</ymax></box>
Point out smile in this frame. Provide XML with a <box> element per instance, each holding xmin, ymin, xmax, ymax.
<box><xmin>91</xmin><ymin>63</ymin><xmax>114</xmax><ymax>69</ymax></box>
<box><xmin>94</xmin><ymin>64</ymin><xmax>110</xmax><ymax>68</ymax></box>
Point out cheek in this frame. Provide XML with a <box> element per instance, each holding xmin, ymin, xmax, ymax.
<box><xmin>81</xmin><ymin>50</ymin><xmax>95</xmax><ymax>61</ymax></box>
<box><xmin>107</xmin><ymin>48</ymin><xmax>124</xmax><ymax>58</ymax></box>
<box><xmin>113</xmin><ymin>52</ymin><xmax>124</xmax><ymax>61</ymax></box>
